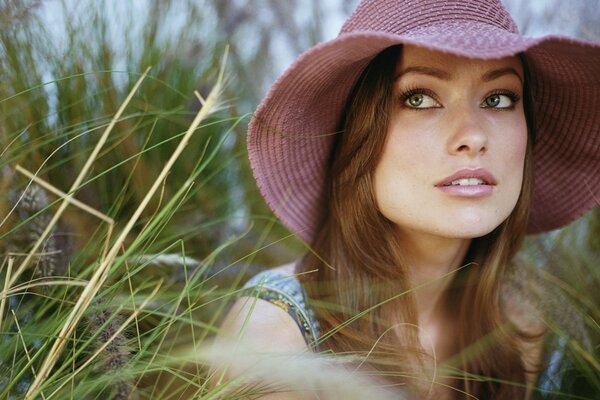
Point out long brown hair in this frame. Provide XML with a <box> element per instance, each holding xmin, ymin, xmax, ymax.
<box><xmin>298</xmin><ymin>46</ymin><xmax>536</xmax><ymax>399</ymax></box>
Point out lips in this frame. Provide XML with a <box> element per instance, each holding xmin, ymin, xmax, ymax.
<box><xmin>435</xmin><ymin>168</ymin><xmax>497</xmax><ymax>198</ymax></box>
<box><xmin>435</xmin><ymin>168</ymin><xmax>497</xmax><ymax>187</ymax></box>
<box><xmin>447</xmin><ymin>177</ymin><xmax>486</xmax><ymax>186</ymax></box>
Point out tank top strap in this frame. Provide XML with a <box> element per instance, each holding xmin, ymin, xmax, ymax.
<box><xmin>242</xmin><ymin>269</ymin><xmax>321</xmax><ymax>349</ymax></box>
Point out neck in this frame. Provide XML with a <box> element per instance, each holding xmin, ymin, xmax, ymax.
<box><xmin>397</xmin><ymin>230</ymin><xmax>471</xmax><ymax>326</ymax></box>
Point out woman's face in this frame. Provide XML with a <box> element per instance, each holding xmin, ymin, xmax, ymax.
<box><xmin>373</xmin><ymin>45</ymin><xmax>527</xmax><ymax>240</ymax></box>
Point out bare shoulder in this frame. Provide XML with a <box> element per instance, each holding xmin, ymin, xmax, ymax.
<box><xmin>219</xmin><ymin>263</ymin><xmax>306</xmax><ymax>352</ymax></box>
<box><xmin>211</xmin><ymin>264</ymin><xmax>309</xmax><ymax>399</ymax></box>
<box><xmin>213</xmin><ymin>294</ymin><xmax>309</xmax><ymax>399</ymax></box>
<box><xmin>220</xmin><ymin>295</ymin><xmax>308</xmax><ymax>352</ymax></box>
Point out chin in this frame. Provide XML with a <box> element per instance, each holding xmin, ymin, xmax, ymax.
<box><xmin>451</xmin><ymin>227</ymin><xmax>498</xmax><ymax>239</ymax></box>
<box><xmin>444</xmin><ymin>205</ymin><xmax>515</xmax><ymax>237</ymax></box>
<box><xmin>439</xmin><ymin>217</ymin><xmax>506</xmax><ymax>239</ymax></box>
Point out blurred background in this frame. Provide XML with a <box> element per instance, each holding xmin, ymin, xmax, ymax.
<box><xmin>0</xmin><ymin>0</ymin><xmax>598</xmax><ymax>399</ymax></box>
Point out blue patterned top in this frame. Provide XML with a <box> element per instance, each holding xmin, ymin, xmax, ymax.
<box><xmin>242</xmin><ymin>270</ymin><xmax>596</xmax><ymax>399</ymax></box>
<box><xmin>243</xmin><ymin>269</ymin><xmax>321</xmax><ymax>350</ymax></box>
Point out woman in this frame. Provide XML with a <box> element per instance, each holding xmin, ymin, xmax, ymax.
<box><xmin>220</xmin><ymin>0</ymin><xmax>600</xmax><ymax>398</ymax></box>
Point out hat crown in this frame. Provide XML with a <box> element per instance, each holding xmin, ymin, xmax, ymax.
<box><xmin>341</xmin><ymin>0</ymin><xmax>519</xmax><ymax>36</ymax></box>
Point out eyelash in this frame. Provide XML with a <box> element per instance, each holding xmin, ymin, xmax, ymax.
<box><xmin>398</xmin><ymin>87</ymin><xmax>439</xmax><ymax>110</ymax></box>
<box><xmin>483</xmin><ymin>90</ymin><xmax>521</xmax><ymax>110</ymax></box>
<box><xmin>397</xmin><ymin>87</ymin><xmax>522</xmax><ymax>110</ymax></box>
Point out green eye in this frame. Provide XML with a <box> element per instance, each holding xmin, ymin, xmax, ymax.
<box><xmin>486</xmin><ymin>94</ymin><xmax>501</xmax><ymax>107</ymax></box>
<box><xmin>408</xmin><ymin>94</ymin><xmax>424</xmax><ymax>107</ymax></box>
<box><xmin>482</xmin><ymin>93</ymin><xmax>518</xmax><ymax>109</ymax></box>
<box><xmin>401</xmin><ymin>90</ymin><xmax>440</xmax><ymax>109</ymax></box>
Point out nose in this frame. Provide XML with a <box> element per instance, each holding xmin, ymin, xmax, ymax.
<box><xmin>447</xmin><ymin>109</ymin><xmax>488</xmax><ymax>157</ymax></box>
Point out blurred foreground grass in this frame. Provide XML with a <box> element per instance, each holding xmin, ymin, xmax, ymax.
<box><xmin>0</xmin><ymin>1</ymin><xmax>306</xmax><ymax>398</ymax></box>
<box><xmin>0</xmin><ymin>1</ymin><xmax>598</xmax><ymax>399</ymax></box>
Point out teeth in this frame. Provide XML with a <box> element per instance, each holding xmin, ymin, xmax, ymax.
<box><xmin>449</xmin><ymin>178</ymin><xmax>485</xmax><ymax>186</ymax></box>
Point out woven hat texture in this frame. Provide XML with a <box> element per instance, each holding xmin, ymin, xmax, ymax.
<box><xmin>247</xmin><ymin>0</ymin><xmax>600</xmax><ymax>242</ymax></box>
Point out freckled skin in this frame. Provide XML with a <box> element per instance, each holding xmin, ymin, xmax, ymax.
<box><xmin>374</xmin><ymin>45</ymin><xmax>528</xmax><ymax>240</ymax></box>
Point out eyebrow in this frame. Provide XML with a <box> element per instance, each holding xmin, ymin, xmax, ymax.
<box><xmin>396</xmin><ymin>66</ymin><xmax>523</xmax><ymax>84</ymax></box>
<box><xmin>396</xmin><ymin>66</ymin><xmax>451</xmax><ymax>81</ymax></box>
<box><xmin>481</xmin><ymin>67</ymin><xmax>523</xmax><ymax>84</ymax></box>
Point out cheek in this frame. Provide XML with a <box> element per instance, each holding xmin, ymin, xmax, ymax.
<box><xmin>383</xmin><ymin>118</ymin><xmax>436</xmax><ymax>163</ymax></box>
<box><xmin>497</xmin><ymin>110</ymin><xmax>528</xmax><ymax>164</ymax></box>
<box><xmin>502</xmin><ymin>119</ymin><xmax>528</xmax><ymax>198</ymax></box>
<box><xmin>373</xmin><ymin>126</ymin><xmax>433</xmax><ymax>211</ymax></box>
<box><xmin>511</xmin><ymin>121</ymin><xmax>528</xmax><ymax>169</ymax></box>
<box><xmin>376</xmin><ymin>126</ymin><xmax>427</xmax><ymax>180</ymax></box>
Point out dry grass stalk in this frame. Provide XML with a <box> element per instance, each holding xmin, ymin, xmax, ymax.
<box><xmin>47</xmin><ymin>281</ymin><xmax>162</xmax><ymax>399</ymax></box>
<box><xmin>8</xmin><ymin>66</ymin><xmax>151</xmax><ymax>289</ymax></box>
<box><xmin>12</xmin><ymin>309</ymin><xmax>47</xmax><ymax>400</ymax></box>
<box><xmin>3</xmin><ymin>278</ymin><xmax>88</xmax><ymax>298</ymax></box>
<box><xmin>5</xmin><ymin>181</ymin><xmax>66</xmax><ymax>278</ymax></box>
<box><xmin>25</xmin><ymin>48</ymin><xmax>228</xmax><ymax>399</ymax></box>
<box><xmin>0</xmin><ymin>126</ymin><xmax>111</xmax><ymax>233</ymax></box>
<box><xmin>15</xmin><ymin>165</ymin><xmax>115</xmax><ymax>225</ymax></box>
<box><xmin>14</xmin><ymin>164</ymin><xmax>116</xmax><ymax>260</ymax></box>
<box><xmin>21</xmin><ymin>67</ymin><xmax>151</xmax><ymax>398</ymax></box>
<box><xmin>0</xmin><ymin>257</ymin><xmax>14</xmax><ymax>331</ymax></box>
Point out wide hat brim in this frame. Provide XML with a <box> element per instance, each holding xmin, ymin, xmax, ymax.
<box><xmin>248</xmin><ymin>23</ymin><xmax>600</xmax><ymax>243</ymax></box>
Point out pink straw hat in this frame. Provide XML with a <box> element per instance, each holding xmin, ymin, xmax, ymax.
<box><xmin>247</xmin><ymin>0</ymin><xmax>600</xmax><ymax>243</ymax></box>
